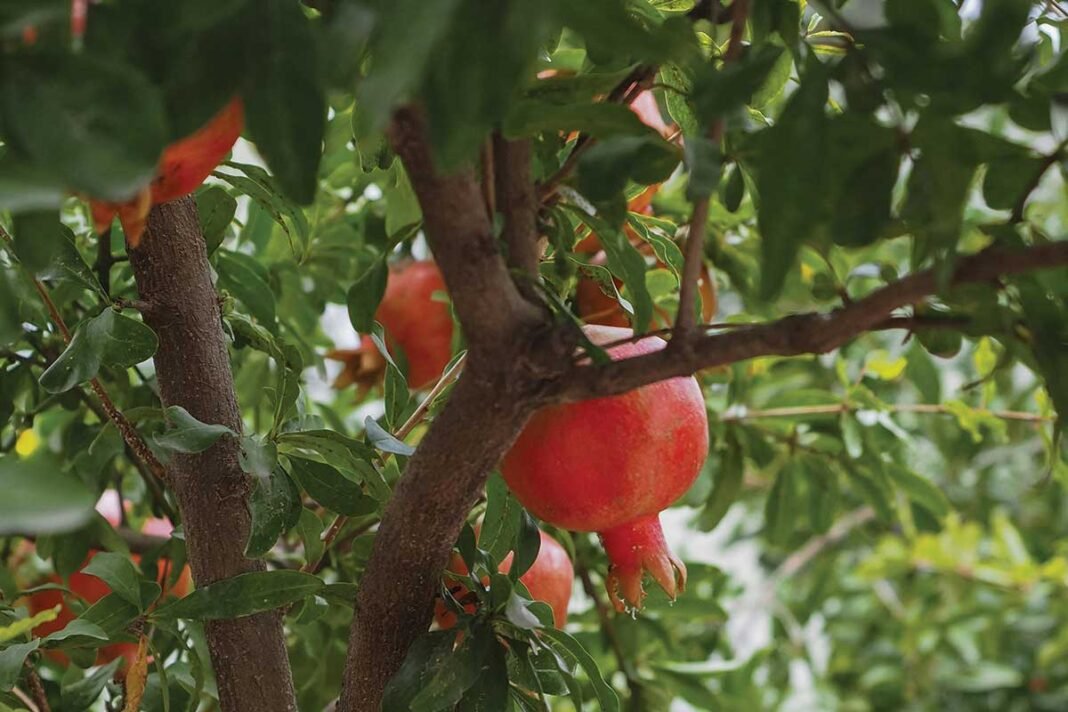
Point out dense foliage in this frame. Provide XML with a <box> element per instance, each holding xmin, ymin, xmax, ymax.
<box><xmin>0</xmin><ymin>0</ymin><xmax>1067</xmax><ymax>710</ymax></box>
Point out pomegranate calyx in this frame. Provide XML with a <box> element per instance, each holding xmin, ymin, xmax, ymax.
<box><xmin>600</xmin><ymin>514</ymin><xmax>686</xmax><ymax>612</ymax></box>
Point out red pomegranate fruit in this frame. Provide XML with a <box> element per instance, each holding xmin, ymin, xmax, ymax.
<box><xmin>90</xmin><ymin>98</ymin><xmax>244</xmax><ymax>246</ymax></box>
<box><xmin>435</xmin><ymin>528</ymin><xmax>573</xmax><ymax>629</ymax></box>
<box><xmin>329</xmin><ymin>260</ymin><xmax>454</xmax><ymax>392</ymax></box>
<box><xmin>501</xmin><ymin>325</ymin><xmax>708</xmax><ymax>611</ymax></box>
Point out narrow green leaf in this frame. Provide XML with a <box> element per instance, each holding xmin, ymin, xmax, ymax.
<box><xmin>0</xmin><ymin>455</ymin><xmax>95</xmax><ymax>535</ymax></box>
<box><xmin>286</xmin><ymin>457</ymin><xmax>378</xmax><ymax>517</ymax></box>
<box><xmin>0</xmin><ymin>640</ymin><xmax>38</xmax><ymax>691</ymax></box>
<box><xmin>153</xmin><ymin>571</ymin><xmax>324</xmax><ymax>621</ymax></box>
<box><xmin>40</xmin><ymin>309</ymin><xmax>158</xmax><ymax>394</ymax></box>
<box><xmin>539</xmin><ymin>628</ymin><xmax>620</xmax><ymax>712</ymax></box>
<box><xmin>364</xmin><ymin>416</ymin><xmax>415</xmax><ymax>456</ymax></box>
<box><xmin>347</xmin><ymin>257</ymin><xmax>389</xmax><ymax>334</ymax></box>
<box><xmin>246</xmin><ymin>466</ymin><xmax>302</xmax><ymax>558</ymax></box>
<box><xmin>82</xmin><ymin>552</ymin><xmax>147</xmax><ymax>610</ymax></box>
<box><xmin>154</xmin><ymin>405</ymin><xmax>235</xmax><ymax>454</ymax></box>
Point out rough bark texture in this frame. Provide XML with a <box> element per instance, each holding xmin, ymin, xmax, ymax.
<box><xmin>130</xmin><ymin>198</ymin><xmax>297</xmax><ymax>712</ymax></box>
<box><xmin>339</xmin><ymin>374</ymin><xmax>535</xmax><ymax>710</ymax></box>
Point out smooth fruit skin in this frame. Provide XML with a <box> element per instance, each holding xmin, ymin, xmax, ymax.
<box><xmin>90</xmin><ymin>98</ymin><xmax>244</xmax><ymax>245</ymax></box>
<box><xmin>434</xmin><ymin>529</ymin><xmax>574</xmax><ymax>629</ymax></box>
<box><xmin>329</xmin><ymin>260</ymin><xmax>454</xmax><ymax>391</ymax></box>
<box><xmin>501</xmin><ymin>325</ymin><xmax>708</xmax><ymax>611</ymax></box>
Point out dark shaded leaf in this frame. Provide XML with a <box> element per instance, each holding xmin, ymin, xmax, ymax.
<box><xmin>153</xmin><ymin>571</ymin><xmax>323</xmax><ymax>621</ymax></box>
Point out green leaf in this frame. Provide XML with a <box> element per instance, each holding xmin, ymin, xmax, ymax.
<box><xmin>511</xmin><ymin>512</ymin><xmax>541</xmax><ymax>580</ymax></box>
<box><xmin>755</xmin><ymin>62</ymin><xmax>829</xmax><ymax>299</ymax></box>
<box><xmin>39</xmin><ymin>309</ymin><xmax>158</xmax><ymax>394</ymax></box>
<box><xmin>286</xmin><ymin>457</ymin><xmax>378</xmax><ymax>517</ymax></box>
<box><xmin>684</xmin><ymin>136</ymin><xmax>722</xmax><ymax>202</ymax></box>
<box><xmin>347</xmin><ymin>257</ymin><xmax>389</xmax><ymax>334</ymax></box>
<box><xmin>0</xmin><ymin>155</ymin><xmax>65</xmax><ymax>213</ymax></box>
<box><xmin>456</xmin><ymin>640</ymin><xmax>509</xmax><ymax>711</ymax></box>
<box><xmin>504</xmin><ymin>101</ymin><xmax>649</xmax><ymax>139</ymax></box>
<box><xmin>884</xmin><ymin>463</ymin><xmax>950</xmax><ymax>518</ymax></box>
<box><xmin>479</xmin><ymin>474</ymin><xmax>522</xmax><ymax>564</ymax></box>
<box><xmin>356</xmin><ymin>0</ymin><xmax>462</xmax><ymax>131</ymax></box>
<box><xmin>153</xmin><ymin>571</ymin><xmax>323</xmax><ymax>621</ymax></box>
<box><xmin>2</xmin><ymin>53</ymin><xmax>166</xmax><ymax>201</ymax></box>
<box><xmin>577</xmin><ymin>134</ymin><xmax>679</xmax><ymax>206</ymax></box>
<box><xmin>41</xmin><ymin>619</ymin><xmax>109</xmax><ymax>646</ymax></box>
<box><xmin>364</xmin><ymin>416</ymin><xmax>415</xmax><ymax>457</ymax></box>
<box><xmin>196</xmin><ymin>185</ymin><xmax>237</xmax><ymax>254</ymax></box>
<box><xmin>154</xmin><ymin>405</ymin><xmax>236</xmax><ymax>454</ymax></box>
<box><xmin>0</xmin><ymin>455</ymin><xmax>95</xmax><ymax>535</ymax></box>
<box><xmin>700</xmin><ymin>433</ymin><xmax>744</xmax><ymax>531</ymax></box>
<box><xmin>12</xmin><ymin>210</ymin><xmax>65</xmax><ymax>275</ymax></box>
<box><xmin>902</xmin><ymin>120</ymin><xmax>982</xmax><ymax>263</ymax></box>
<box><xmin>692</xmin><ymin>44</ymin><xmax>785</xmax><ymax>123</ymax></box>
<box><xmin>1016</xmin><ymin>276</ymin><xmax>1068</xmax><ymax>433</ymax></box>
<box><xmin>60</xmin><ymin>658</ymin><xmax>124</xmax><ymax>710</ymax></box>
<box><xmin>765</xmin><ymin>461</ymin><xmax>797</xmax><ymax>545</ymax></box>
<box><xmin>82</xmin><ymin>552</ymin><xmax>148</xmax><ymax>610</ymax></box>
<box><xmin>216</xmin><ymin>250</ymin><xmax>277</xmax><ymax>331</ymax></box>
<box><xmin>296</xmin><ymin>507</ymin><xmax>325</xmax><ymax>568</ymax></box>
<box><xmin>36</xmin><ymin>224</ymin><xmax>103</xmax><ymax>295</ymax></box>
<box><xmin>539</xmin><ymin>628</ymin><xmax>620</xmax><ymax>712</ymax></box>
<box><xmin>0</xmin><ymin>640</ymin><xmax>38</xmax><ymax>692</ymax></box>
<box><xmin>242</xmin><ymin>0</ymin><xmax>325</xmax><ymax>204</ymax></box>
<box><xmin>574</xmin><ymin>211</ymin><xmax>655</xmax><ymax>333</ymax></box>
<box><xmin>246</xmin><ymin>466</ymin><xmax>302</xmax><ymax>559</ymax></box>
<box><xmin>381</xmin><ymin>631</ymin><xmax>458</xmax><ymax>712</ymax></box>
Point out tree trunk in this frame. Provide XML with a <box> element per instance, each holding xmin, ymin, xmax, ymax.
<box><xmin>129</xmin><ymin>198</ymin><xmax>297</xmax><ymax>712</ymax></box>
<box><xmin>338</xmin><ymin>372</ymin><xmax>535</xmax><ymax>710</ymax></box>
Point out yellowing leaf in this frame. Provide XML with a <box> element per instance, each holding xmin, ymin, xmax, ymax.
<box><xmin>123</xmin><ymin>635</ymin><xmax>149</xmax><ymax>712</ymax></box>
<box><xmin>865</xmin><ymin>350</ymin><xmax>907</xmax><ymax>381</ymax></box>
<box><xmin>0</xmin><ymin>606</ymin><xmax>59</xmax><ymax>643</ymax></box>
<box><xmin>14</xmin><ymin>429</ymin><xmax>40</xmax><ymax>458</ymax></box>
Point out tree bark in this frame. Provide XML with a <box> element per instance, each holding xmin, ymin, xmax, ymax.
<box><xmin>129</xmin><ymin>198</ymin><xmax>297</xmax><ymax>712</ymax></box>
<box><xmin>338</xmin><ymin>373</ymin><xmax>536</xmax><ymax>710</ymax></box>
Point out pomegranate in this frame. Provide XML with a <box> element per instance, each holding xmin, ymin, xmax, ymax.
<box><xmin>434</xmin><ymin>528</ymin><xmax>573</xmax><ymax>629</ymax></box>
<box><xmin>501</xmin><ymin>325</ymin><xmax>708</xmax><ymax>611</ymax></box>
<box><xmin>25</xmin><ymin>493</ymin><xmax>191</xmax><ymax>667</ymax></box>
<box><xmin>90</xmin><ymin>98</ymin><xmax>244</xmax><ymax>246</ymax></box>
<box><xmin>629</xmin><ymin>90</ymin><xmax>673</xmax><ymax>139</ymax></box>
<box><xmin>329</xmin><ymin>260</ymin><xmax>454</xmax><ymax>392</ymax></box>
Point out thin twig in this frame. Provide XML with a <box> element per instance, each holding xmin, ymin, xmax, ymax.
<box><xmin>11</xmin><ymin>686</ymin><xmax>39</xmax><ymax>712</ymax></box>
<box><xmin>537</xmin><ymin>65</ymin><xmax>658</xmax><ymax>205</ymax></box>
<box><xmin>0</xmin><ymin>224</ymin><xmax>173</xmax><ymax>515</ymax></box>
<box><xmin>1010</xmin><ymin>138</ymin><xmax>1068</xmax><ymax>223</ymax></box>
<box><xmin>723</xmin><ymin>402</ymin><xmax>1050</xmax><ymax>423</ymax></box>
<box><xmin>301</xmin><ymin>354</ymin><xmax>467</xmax><ymax>573</ymax></box>
<box><xmin>674</xmin><ymin>0</ymin><xmax>749</xmax><ymax>340</ymax></box>
<box><xmin>25</xmin><ymin>666</ymin><xmax>50</xmax><ymax>712</ymax></box>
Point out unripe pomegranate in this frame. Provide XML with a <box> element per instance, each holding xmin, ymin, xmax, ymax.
<box><xmin>90</xmin><ymin>98</ymin><xmax>244</xmax><ymax>245</ymax></box>
<box><xmin>434</xmin><ymin>529</ymin><xmax>573</xmax><ymax>629</ymax></box>
<box><xmin>501</xmin><ymin>325</ymin><xmax>708</xmax><ymax>611</ymax></box>
<box><xmin>329</xmin><ymin>260</ymin><xmax>454</xmax><ymax>392</ymax></box>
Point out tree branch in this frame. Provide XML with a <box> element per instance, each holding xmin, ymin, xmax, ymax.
<box><xmin>494</xmin><ymin>135</ymin><xmax>541</xmax><ymax>279</ymax></box>
<box><xmin>129</xmin><ymin>198</ymin><xmax>297</xmax><ymax>712</ymax></box>
<box><xmin>339</xmin><ymin>109</ymin><xmax>558</xmax><ymax>711</ymax></box>
<box><xmin>386</xmin><ymin>108</ymin><xmax>543</xmax><ymax>355</ymax></box>
<box><xmin>554</xmin><ymin>240</ymin><xmax>1068</xmax><ymax>402</ymax></box>
<box><xmin>675</xmin><ymin>0</ymin><xmax>748</xmax><ymax>338</ymax></box>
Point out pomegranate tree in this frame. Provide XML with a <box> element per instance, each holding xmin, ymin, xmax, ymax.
<box><xmin>501</xmin><ymin>325</ymin><xmax>708</xmax><ymax>611</ymax></box>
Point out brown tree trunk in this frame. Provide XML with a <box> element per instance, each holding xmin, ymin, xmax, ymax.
<box><xmin>129</xmin><ymin>198</ymin><xmax>297</xmax><ymax>712</ymax></box>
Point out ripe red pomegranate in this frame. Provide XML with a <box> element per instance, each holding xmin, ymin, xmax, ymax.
<box><xmin>434</xmin><ymin>528</ymin><xmax>573</xmax><ymax>629</ymax></box>
<box><xmin>90</xmin><ymin>98</ymin><xmax>244</xmax><ymax>245</ymax></box>
<box><xmin>501</xmin><ymin>325</ymin><xmax>708</xmax><ymax>611</ymax></box>
<box><xmin>25</xmin><ymin>494</ymin><xmax>191</xmax><ymax>667</ymax></box>
<box><xmin>329</xmin><ymin>260</ymin><xmax>454</xmax><ymax>392</ymax></box>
